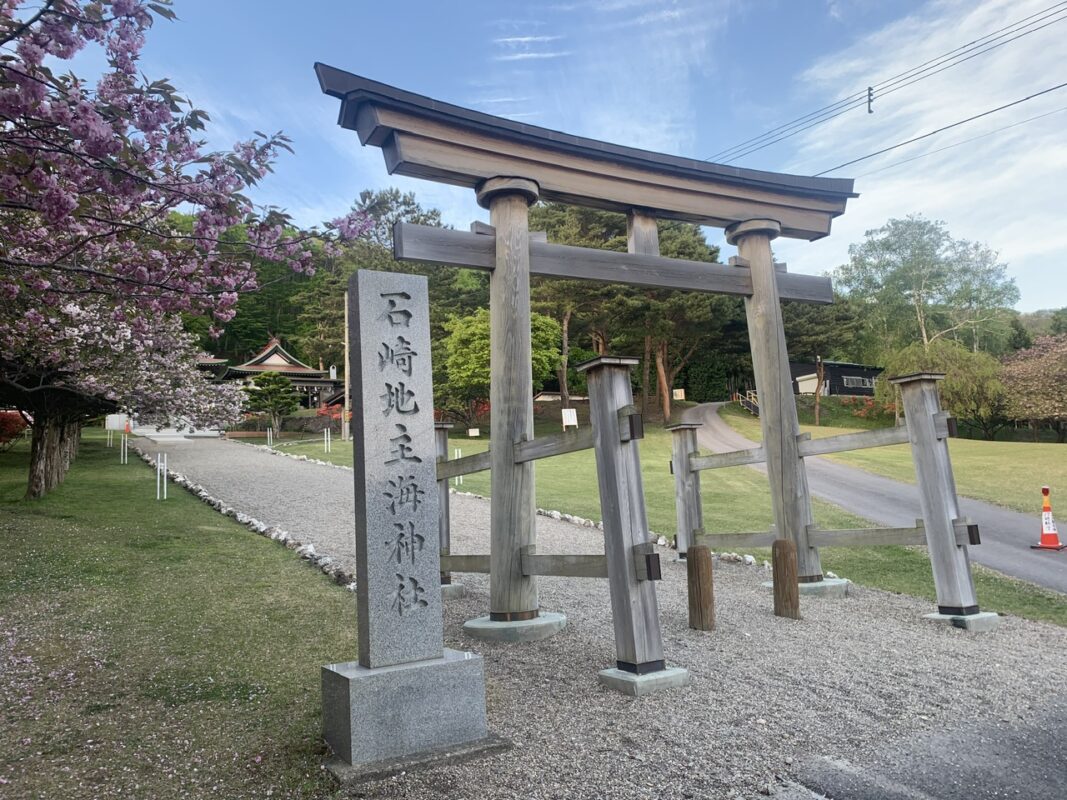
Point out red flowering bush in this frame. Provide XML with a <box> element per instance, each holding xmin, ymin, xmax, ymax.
<box><xmin>0</xmin><ymin>411</ymin><xmax>28</xmax><ymax>451</ymax></box>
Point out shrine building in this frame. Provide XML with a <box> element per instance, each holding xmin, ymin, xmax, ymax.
<box><xmin>197</xmin><ymin>338</ymin><xmax>342</xmax><ymax>408</ymax></box>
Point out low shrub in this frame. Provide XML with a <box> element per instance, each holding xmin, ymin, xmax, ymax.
<box><xmin>0</xmin><ymin>411</ymin><xmax>28</xmax><ymax>451</ymax></box>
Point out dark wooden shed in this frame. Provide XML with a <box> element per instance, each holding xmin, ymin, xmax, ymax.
<box><xmin>789</xmin><ymin>361</ymin><xmax>883</xmax><ymax>397</ymax></box>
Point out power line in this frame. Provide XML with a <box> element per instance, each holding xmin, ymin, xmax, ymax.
<box><xmin>708</xmin><ymin>1</ymin><xmax>1067</xmax><ymax>162</ymax></box>
<box><xmin>812</xmin><ymin>81</ymin><xmax>1067</xmax><ymax>176</ymax></box>
<box><xmin>718</xmin><ymin>7</ymin><xmax>1067</xmax><ymax>163</ymax></box>
<box><xmin>721</xmin><ymin>12</ymin><xmax>1067</xmax><ymax>165</ymax></box>
<box><xmin>853</xmin><ymin>105</ymin><xmax>1067</xmax><ymax>178</ymax></box>
<box><xmin>706</xmin><ymin>1</ymin><xmax>1067</xmax><ymax>164</ymax></box>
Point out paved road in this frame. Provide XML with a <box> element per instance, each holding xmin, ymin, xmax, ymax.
<box><xmin>684</xmin><ymin>403</ymin><xmax>1067</xmax><ymax>594</ymax></box>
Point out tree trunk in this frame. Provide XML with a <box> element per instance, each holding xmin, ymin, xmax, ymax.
<box><xmin>655</xmin><ymin>340</ymin><xmax>671</xmax><ymax>423</ymax></box>
<box><xmin>641</xmin><ymin>335</ymin><xmax>652</xmax><ymax>416</ymax></box>
<box><xmin>915</xmin><ymin>294</ymin><xmax>929</xmax><ymax>349</ymax></box>
<box><xmin>26</xmin><ymin>416</ymin><xmax>71</xmax><ymax>500</ymax></box>
<box><xmin>558</xmin><ymin>309</ymin><xmax>572</xmax><ymax>408</ymax></box>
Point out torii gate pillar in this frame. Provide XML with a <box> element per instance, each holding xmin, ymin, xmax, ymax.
<box><xmin>727</xmin><ymin>219</ymin><xmax>823</xmax><ymax>582</ymax></box>
<box><xmin>462</xmin><ymin>177</ymin><xmax>567</xmax><ymax>642</ymax></box>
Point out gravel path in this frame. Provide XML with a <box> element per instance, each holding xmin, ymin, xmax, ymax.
<box><xmin>150</xmin><ymin>437</ymin><xmax>1067</xmax><ymax>799</ymax></box>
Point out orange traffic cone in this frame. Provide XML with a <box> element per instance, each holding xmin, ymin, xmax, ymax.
<box><xmin>1031</xmin><ymin>486</ymin><xmax>1067</xmax><ymax>551</ymax></box>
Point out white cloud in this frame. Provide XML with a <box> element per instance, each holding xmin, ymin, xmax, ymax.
<box><xmin>481</xmin><ymin>1</ymin><xmax>737</xmax><ymax>156</ymax></box>
<box><xmin>494</xmin><ymin>35</ymin><xmax>564</xmax><ymax>44</ymax></box>
<box><xmin>767</xmin><ymin>0</ymin><xmax>1067</xmax><ymax>311</ymax></box>
<box><xmin>493</xmin><ymin>51</ymin><xmax>572</xmax><ymax>61</ymax></box>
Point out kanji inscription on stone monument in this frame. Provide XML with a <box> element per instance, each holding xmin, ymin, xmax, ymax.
<box><xmin>349</xmin><ymin>270</ymin><xmax>443</xmax><ymax>668</ymax></box>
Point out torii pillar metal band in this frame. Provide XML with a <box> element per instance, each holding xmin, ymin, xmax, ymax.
<box><xmin>726</xmin><ymin>219</ymin><xmax>822</xmax><ymax>581</ymax></box>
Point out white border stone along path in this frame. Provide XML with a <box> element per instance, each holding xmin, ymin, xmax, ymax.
<box><xmin>144</xmin><ymin>437</ymin><xmax>1067</xmax><ymax>800</ymax></box>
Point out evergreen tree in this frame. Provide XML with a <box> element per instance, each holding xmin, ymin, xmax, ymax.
<box><xmin>244</xmin><ymin>372</ymin><xmax>300</xmax><ymax>432</ymax></box>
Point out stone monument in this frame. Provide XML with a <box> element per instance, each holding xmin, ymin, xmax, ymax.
<box><xmin>321</xmin><ymin>270</ymin><xmax>495</xmax><ymax>779</ymax></box>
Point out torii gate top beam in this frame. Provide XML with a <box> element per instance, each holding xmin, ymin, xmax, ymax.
<box><xmin>315</xmin><ymin>64</ymin><xmax>857</xmax><ymax>241</ymax></box>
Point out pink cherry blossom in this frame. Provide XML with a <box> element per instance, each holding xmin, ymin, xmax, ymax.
<box><xmin>1</xmin><ymin>1</ymin><xmax>372</xmax><ymax>496</ymax></box>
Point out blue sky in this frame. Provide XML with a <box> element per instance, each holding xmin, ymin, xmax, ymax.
<box><xmin>133</xmin><ymin>0</ymin><xmax>1067</xmax><ymax>311</ymax></box>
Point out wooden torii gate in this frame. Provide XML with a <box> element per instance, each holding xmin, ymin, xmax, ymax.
<box><xmin>316</xmin><ymin>65</ymin><xmax>858</xmax><ymax>666</ymax></box>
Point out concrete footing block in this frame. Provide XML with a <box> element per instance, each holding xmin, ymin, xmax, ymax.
<box><xmin>462</xmin><ymin>612</ymin><xmax>567</xmax><ymax>643</ymax></box>
<box><xmin>923</xmin><ymin>610</ymin><xmax>1002</xmax><ymax>632</ymax></box>
<box><xmin>441</xmin><ymin>582</ymin><xmax>466</xmax><ymax>600</ymax></box>
<box><xmin>761</xmin><ymin>577</ymin><xmax>851</xmax><ymax>598</ymax></box>
<box><xmin>321</xmin><ymin>649</ymin><xmax>490</xmax><ymax>775</ymax></box>
<box><xmin>598</xmin><ymin>666</ymin><xmax>690</xmax><ymax>696</ymax></box>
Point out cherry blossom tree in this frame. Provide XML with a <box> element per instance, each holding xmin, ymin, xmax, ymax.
<box><xmin>1002</xmin><ymin>335</ymin><xmax>1067</xmax><ymax>442</ymax></box>
<box><xmin>0</xmin><ymin>1</ymin><xmax>370</xmax><ymax>497</ymax></box>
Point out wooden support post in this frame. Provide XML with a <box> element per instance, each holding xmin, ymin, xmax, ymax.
<box><xmin>626</xmin><ymin>210</ymin><xmax>671</xmax><ymax>424</ymax></box>
<box><xmin>686</xmin><ymin>545</ymin><xmax>715</xmax><ymax>631</ymax></box>
<box><xmin>890</xmin><ymin>373</ymin><xmax>981</xmax><ymax>615</ymax></box>
<box><xmin>771</xmin><ymin>539</ymin><xmax>800</xmax><ymax>619</ymax></box>
<box><xmin>579</xmin><ymin>356</ymin><xmax>668</xmax><ymax>674</ymax></box>
<box><xmin>727</xmin><ymin>219</ymin><xmax>822</xmax><ymax>582</ymax></box>
<box><xmin>477</xmin><ymin>176</ymin><xmax>541</xmax><ymax>622</ymax></box>
<box><xmin>627</xmin><ymin>209</ymin><xmax>660</xmax><ymax>256</ymax></box>
<box><xmin>667</xmin><ymin>423</ymin><xmax>703</xmax><ymax>557</ymax></box>
<box><xmin>434</xmin><ymin>422</ymin><xmax>453</xmax><ymax>586</ymax></box>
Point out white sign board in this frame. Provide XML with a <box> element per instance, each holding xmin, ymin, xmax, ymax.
<box><xmin>467</xmin><ymin>428</ymin><xmax>481</xmax><ymax>438</ymax></box>
<box><xmin>105</xmin><ymin>414</ymin><xmax>129</xmax><ymax>431</ymax></box>
<box><xmin>672</xmin><ymin>388</ymin><xmax>686</xmax><ymax>401</ymax></box>
<box><xmin>561</xmin><ymin>408</ymin><xmax>578</xmax><ymax>430</ymax></box>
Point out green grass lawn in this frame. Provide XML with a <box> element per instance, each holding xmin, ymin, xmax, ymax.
<box><xmin>721</xmin><ymin>403</ymin><xmax>1067</xmax><ymax>515</ymax></box>
<box><xmin>0</xmin><ymin>433</ymin><xmax>350</xmax><ymax>799</ymax></box>
<box><xmin>269</xmin><ymin>414</ymin><xmax>1065</xmax><ymax>624</ymax></box>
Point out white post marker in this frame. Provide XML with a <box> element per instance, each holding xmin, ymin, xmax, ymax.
<box><xmin>156</xmin><ymin>453</ymin><xmax>162</xmax><ymax>500</ymax></box>
<box><xmin>267</xmin><ymin>427</ymin><xmax>273</xmax><ymax>447</ymax></box>
<box><xmin>120</xmin><ymin>434</ymin><xmax>128</xmax><ymax>464</ymax></box>
<box><xmin>163</xmin><ymin>453</ymin><xmax>167</xmax><ymax>500</ymax></box>
<box><xmin>453</xmin><ymin>448</ymin><xmax>463</xmax><ymax>485</ymax></box>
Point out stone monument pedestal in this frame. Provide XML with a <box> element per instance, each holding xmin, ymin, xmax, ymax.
<box><xmin>322</xmin><ymin>648</ymin><xmax>498</xmax><ymax>780</ymax></box>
